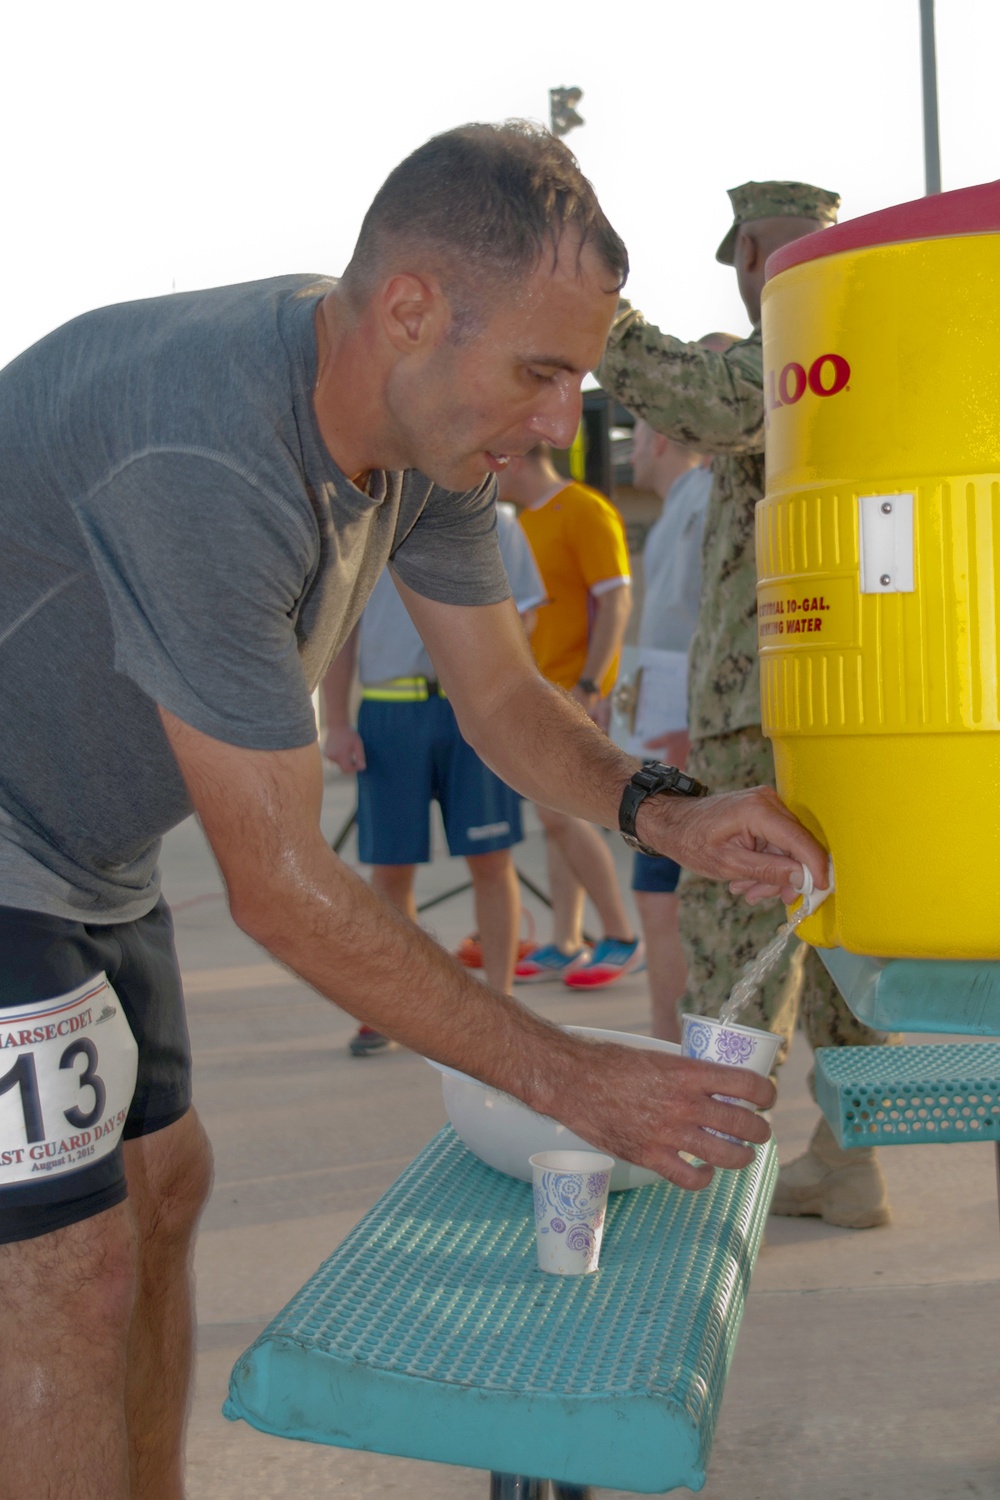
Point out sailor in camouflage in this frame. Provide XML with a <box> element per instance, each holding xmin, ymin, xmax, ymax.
<box><xmin>598</xmin><ymin>181</ymin><xmax>899</xmax><ymax>1229</ymax></box>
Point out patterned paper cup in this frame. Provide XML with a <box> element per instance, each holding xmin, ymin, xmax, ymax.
<box><xmin>529</xmin><ymin>1150</ymin><xmax>615</xmax><ymax>1276</ymax></box>
<box><xmin>680</xmin><ymin>1014</ymin><xmax>781</xmax><ymax>1142</ymax></box>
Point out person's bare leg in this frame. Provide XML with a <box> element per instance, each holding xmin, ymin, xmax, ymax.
<box><xmin>371</xmin><ymin>863</ymin><xmax>418</xmax><ymax>920</ymax></box>
<box><xmin>539</xmin><ymin>822</ymin><xmax>586</xmax><ymax>951</ymax></box>
<box><xmin>0</xmin><ymin>1201</ymin><xmax>138</xmax><ymax>1500</ymax></box>
<box><xmin>635</xmin><ymin>890</ymin><xmax>685</xmax><ymax>1043</ymax></box>
<box><xmin>467</xmin><ymin>849</ymin><xmax>520</xmax><ymax>992</ymax></box>
<box><xmin>537</xmin><ymin>806</ymin><xmax>635</xmax><ymax>942</ymax></box>
<box><xmin>124</xmin><ymin>1108</ymin><xmax>214</xmax><ymax>1500</ymax></box>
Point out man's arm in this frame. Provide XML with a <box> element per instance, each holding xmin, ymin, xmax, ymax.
<box><xmin>579</xmin><ymin>582</ymin><xmax>631</xmax><ymax>688</ymax></box>
<box><xmin>158</xmin><ymin>705</ymin><xmax>774</xmax><ymax>1190</ymax></box>
<box><xmin>596</xmin><ymin>302</ymin><xmax>764</xmax><ymax>454</ymax></box>
<box><xmin>572</xmin><ymin>581</ymin><xmax>631</xmax><ymax>722</ymax></box>
<box><xmin>397</xmin><ymin>580</ymin><xmax>827</xmax><ymax>899</ymax></box>
<box><xmin>321</xmin><ymin>624</ymin><xmax>366</xmax><ymax>774</ymax></box>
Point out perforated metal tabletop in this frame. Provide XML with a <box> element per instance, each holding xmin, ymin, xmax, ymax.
<box><xmin>225</xmin><ymin>1127</ymin><xmax>776</xmax><ymax>1494</ymax></box>
<box><xmin>816</xmin><ymin>1042</ymin><xmax>1000</xmax><ymax>1148</ymax></box>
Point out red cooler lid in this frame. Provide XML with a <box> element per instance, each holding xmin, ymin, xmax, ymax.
<box><xmin>766</xmin><ymin>178</ymin><xmax>1000</xmax><ymax>281</ymax></box>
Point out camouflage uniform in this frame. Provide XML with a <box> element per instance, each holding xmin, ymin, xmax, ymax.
<box><xmin>597</xmin><ymin>181</ymin><xmax>896</xmax><ymax>1072</ymax></box>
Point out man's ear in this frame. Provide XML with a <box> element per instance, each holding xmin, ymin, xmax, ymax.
<box><xmin>737</xmin><ymin>227</ymin><xmax>762</xmax><ymax>274</ymax></box>
<box><xmin>379</xmin><ymin>273</ymin><xmax>449</xmax><ymax>355</ymax></box>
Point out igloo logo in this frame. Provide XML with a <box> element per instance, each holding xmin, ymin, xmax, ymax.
<box><xmin>766</xmin><ymin>353</ymin><xmax>851</xmax><ymax>412</ymax></box>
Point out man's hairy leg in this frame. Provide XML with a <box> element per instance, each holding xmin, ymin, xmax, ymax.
<box><xmin>635</xmin><ymin>889</ymin><xmax>684</xmax><ymax>1043</ymax></box>
<box><xmin>467</xmin><ymin>849</ymin><xmax>519</xmax><ymax>992</ymax></box>
<box><xmin>538</xmin><ymin>806</ymin><xmax>635</xmax><ymax>942</ymax></box>
<box><xmin>0</xmin><ymin>1201</ymin><xmax>138</xmax><ymax>1500</ymax></box>
<box><xmin>124</xmin><ymin>1110</ymin><xmax>213</xmax><ymax>1500</ymax></box>
<box><xmin>371</xmin><ymin>863</ymin><xmax>419</xmax><ymax>921</ymax></box>
<box><xmin>539</xmin><ymin>822</ymin><xmax>586</xmax><ymax>950</ymax></box>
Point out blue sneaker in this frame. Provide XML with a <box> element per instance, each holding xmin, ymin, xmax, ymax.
<box><xmin>514</xmin><ymin>943</ymin><xmax>592</xmax><ymax>984</ymax></box>
<box><xmin>563</xmin><ymin>937</ymin><xmax>646</xmax><ymax>990</ymax></box>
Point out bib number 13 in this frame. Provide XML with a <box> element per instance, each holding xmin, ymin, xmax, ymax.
<box><xmin>0</xmin><ymin>975</ymin><xmax>138</xmax><ymax>1186</ymax></box>
<box><xmin>0</xmin><ymin>1037</ymin><xmax>107</xmax><ymax>1143</ymax></box>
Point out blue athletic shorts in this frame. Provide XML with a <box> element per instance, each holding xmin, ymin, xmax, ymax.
<box><xmin>0</xmin><ymin>899</ymin><xmax>191</xmax><ymax>1244</ymax></box>
<box><xmin>356</xmin><ymin>696</ymin><xmax>523</xmax><ymax>865</ymax></box>
<box><xmin>631</xmin><ymin>851</ymin><xmax>682</xmax><ymax>894</ymax></box>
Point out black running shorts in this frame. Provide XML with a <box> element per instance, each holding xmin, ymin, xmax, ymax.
<box><xmin>0</xmin><ymin>899</ymin><xmax>191</xmax><ymax>1243</ymax></box>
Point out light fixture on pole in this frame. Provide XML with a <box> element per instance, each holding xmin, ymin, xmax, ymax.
<box><xmin>549</xmin><ymin>87</ymin><xmax>584</xmax><ymax>138</ymax></box>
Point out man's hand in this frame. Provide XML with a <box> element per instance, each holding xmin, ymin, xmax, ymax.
<box><xmin>591</xmin><ymin>695</ymin><xmax>612</xmax><ymax>732</ymax></box>
<box><xmin>569</xmin><ymin>683</ymin><xmax>604</xmax><ymax>725</ymax></box>
<box><xmin>540</xmin><ymin>1035</ymin><xmax>775</xmax><ymax>1191</ymax></box>
<box><xmin>320</xmin><ymin>624</ymin><xmax>361</xmax><ymax>772</ymax></box>
<box><xmin>323</xmin><ymin>724</ymin><xmax>366</xmax><ymax>774</ymax></box>
<box><xmin>635</xmin><ymin>784</ymin><xmax>827</xmax><ymax>904</ymax></box>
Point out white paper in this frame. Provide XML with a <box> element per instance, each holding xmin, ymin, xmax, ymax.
<box><xmin>629</xmin><ymin>648</ymin><xmax>692</xmax><ymax>762</ymax></box>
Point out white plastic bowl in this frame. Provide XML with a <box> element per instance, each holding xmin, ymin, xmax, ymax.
<box><xmin>424</xmin><ymin>1025</ymin><xmax>680</xmax><ymax>1191</ymax></box>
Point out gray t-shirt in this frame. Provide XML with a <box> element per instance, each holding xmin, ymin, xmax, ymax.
<box><xmin>637</xmin><ymin>466</ymin><xmax>712</xmax><ymax>653</ymax></box>
<box><xmin>0</xmin><ymin>275</ymin><xmax>510</xmax><ymax>922</ymax></box>
<box><xmin>358</xmin><ymin>502</ymin><xmax>544</xmax><ymax>683</ymax></box>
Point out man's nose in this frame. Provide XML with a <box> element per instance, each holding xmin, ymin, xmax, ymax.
<box><xmin>527</xmin><ymin>382</ymin><xmax>583</xmax><ymax>450</ymax></box>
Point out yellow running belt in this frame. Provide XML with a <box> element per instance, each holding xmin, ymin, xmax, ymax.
<box><xmin>360</xmin><ymin>676</ymin><xmax>446</xmax><ymax>702</ymax></box>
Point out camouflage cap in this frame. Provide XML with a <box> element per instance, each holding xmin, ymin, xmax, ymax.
<box><xmin>715</xmin><ymin>180</ymin><xmax>840</xmax><ymax>264</ymax></box>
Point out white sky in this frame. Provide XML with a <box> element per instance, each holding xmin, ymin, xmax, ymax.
<box><xmin>0</xmin><ymin>0</ymin><xmax>996</xmax><ymax>371</ymax></box>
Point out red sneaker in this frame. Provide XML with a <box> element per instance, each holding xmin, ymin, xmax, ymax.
<box><xmin>455</xmin><ymin>925</ymin><xmax>537</xmax><ymax>969</ymax></box>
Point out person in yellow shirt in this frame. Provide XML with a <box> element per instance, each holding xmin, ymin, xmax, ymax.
<box><xmin>497</xmin><ymin>445</ymin><xmax>645</xmax><ymax>988</ymax></box>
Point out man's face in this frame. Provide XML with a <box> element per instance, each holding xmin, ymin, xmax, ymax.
<box><xmin>384</xmin><ymin>236</ymin><xmax>619</xmax><ymax>492</ymax></box>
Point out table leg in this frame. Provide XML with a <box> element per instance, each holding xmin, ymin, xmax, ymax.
<box><xmin>551</xmin><ymin>1486</ymin><xmax>595</xmax><ymax>1499</ymax></box>
<box><xmin>489</xmin><ymin>1478</ymin><xmax>548</xmax><ymax>1499</ymax></box>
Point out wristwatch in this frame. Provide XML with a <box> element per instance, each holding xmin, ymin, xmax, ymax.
<box><xmin>576</xmin><ymin>677</ymin><xmax>601</xmax><ymax>697</ymax></box>
<box><xmin>618</xmin><ymin>761</ymin><xmax>710</xmax><ymax>857</ymax></box>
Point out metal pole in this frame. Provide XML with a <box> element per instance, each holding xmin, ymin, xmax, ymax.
<box><xmin>490</xmin><ymin>1476</ymin><xmax>548</xmax><ymax>1499</ymax></box>
<box><xmin>919</xmin><ymin>0</ymin><xmax>942</xmax><ymax>194</ymax></box>
<box><xmin>331</xmin><ymin>806</ymin><xmax>358</xmax><ymax>855</ymax></box>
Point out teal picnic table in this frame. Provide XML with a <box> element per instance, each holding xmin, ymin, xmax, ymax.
<box><xmin>225</xmin><ymin>1126</ymin><xmax>777</xmax><ymax>1496</ymax></box>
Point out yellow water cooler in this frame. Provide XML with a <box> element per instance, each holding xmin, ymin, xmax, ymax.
<box><xmin>758</xmin><ymin>180</ymin><xmax>1000</xmax><ymax>965</ymax></box>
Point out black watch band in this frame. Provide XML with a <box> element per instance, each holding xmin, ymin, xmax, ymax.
<box><xmin>618</xmin><ymin>761</ymin><xmax>710</xmax><ymax>857</ymax></box>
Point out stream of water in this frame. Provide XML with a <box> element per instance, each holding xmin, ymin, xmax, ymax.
<box><xmin>717</xmin><ymin>902</ymin><xmax>809</xmax><ymax>1026</ymax></box>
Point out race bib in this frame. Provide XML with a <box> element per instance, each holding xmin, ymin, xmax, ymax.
<box><xmin>0</xmin><ymin>974</ymin><xmax>139</xmax><ymax>1187</ymax></box>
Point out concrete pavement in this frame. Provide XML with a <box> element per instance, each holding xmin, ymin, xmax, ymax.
<box><xmin>166</xmin><ymin>767</ymin><xmax>1000</xmax><ymax>1499</ymax></box>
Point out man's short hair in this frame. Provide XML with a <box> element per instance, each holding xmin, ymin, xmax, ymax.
<box><xmin>341</xmin><ymin>121</ymin><xmax>629</xmax><ymax>335</ymax></box>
